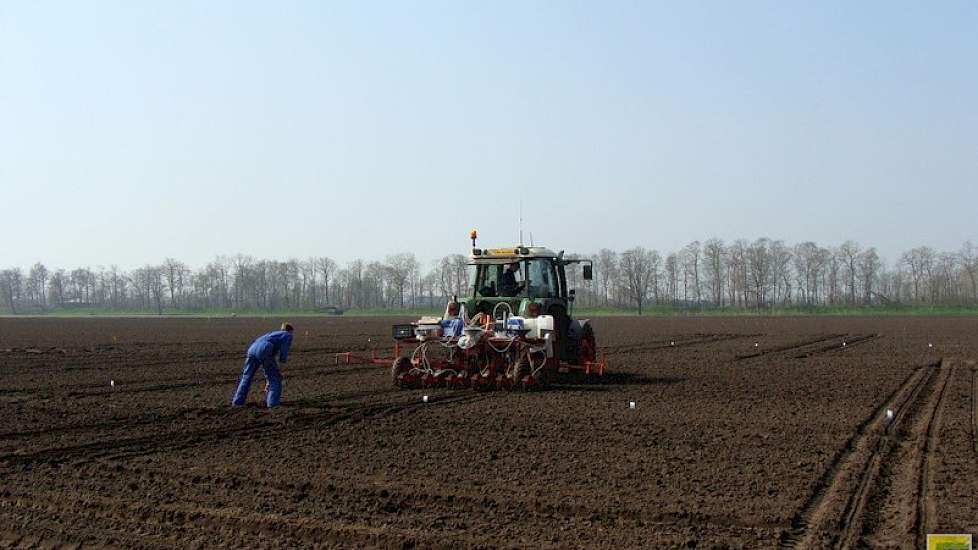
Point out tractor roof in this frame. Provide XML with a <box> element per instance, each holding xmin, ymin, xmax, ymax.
<box><xmin>470</xmin><ymin>246</ymin><xmax>560</xmax><ymax>262</ymax></box>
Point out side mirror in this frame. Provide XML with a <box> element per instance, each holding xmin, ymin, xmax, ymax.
<box><xmin>583</xmin><ymin>265</ymin><xmax>593</xmax><ymax>280</ymax></box>
<box><xmin>568</xmin><ymin>289</ymin><xmax>576</xmax><ymax>302</ymax></box>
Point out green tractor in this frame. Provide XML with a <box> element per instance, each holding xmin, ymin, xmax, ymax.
<box><xmin>464</xmin><ymin>244</ymin><xmax>597</xmax><ymax>367</ymax></box>
<box><xmin>390</xmin><ymin>231</ymin><xmax>603</xmax><ymax>390</ymax></box>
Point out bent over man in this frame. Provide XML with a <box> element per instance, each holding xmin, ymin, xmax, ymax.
<box><xmin>231</xmin><ymin>322</ymin><xmax>294</xmax><ymax>408</ymax></box>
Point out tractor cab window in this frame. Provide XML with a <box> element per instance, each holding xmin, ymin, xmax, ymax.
<box><xmin>472</xmin><ymin>262</ymin><xmax>526</xmax><ymax>298</ymax></box>
<box><xmin>471</xmin><ymin>263</ymin><xmax>507</xmax><ymax>298</ymax></box>
<box><xmin>525</xmin><ymin>259</ymin><xmax>558</xmax><ymax>299</ymax></box>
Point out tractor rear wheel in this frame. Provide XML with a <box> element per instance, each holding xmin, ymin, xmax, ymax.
<box><xmin>391</xmin><ymin>357</ymin><xmax>411</xmax><ymax>387</ymax></box>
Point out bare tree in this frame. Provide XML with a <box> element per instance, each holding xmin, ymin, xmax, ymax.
<box><xmin>48</xmin><ymin>269</ymin><xmax>67</xmax><ymax>308</ymax></box>
<box><xmin>901</xmin><ymin>247</ymin><xmax>935</xmax><ymax>303</ymax></box>
<box><xmin>681</xmin><ymin>241</ymin><xmax>702</xmax><ymax>306</ymax></box>
<box><xmin>702</xmin><ymin>238</ymin><xmax>725</xmax><ymax>307</ymax></box>
<box><xmin>28</xmin><ymin>262</ymin><xmax>48</xmax><ymax>307</ymax></box>
<box><xmin>838</xmin><ymin>241</ymin><xmax>861</xmax><ymax>305</ymax></box>
<box><xmin>726</xmin><ymin>240</ymin><xmax>749</xmax><ymax>307</ymax></box>
<box><xmin>857</xmin><ymin>248</ymin><xmax>882</xmax><ymax>304</ymax></box>
<box><xmin>148</xmin><ymin>266</ymin><xmax>165</xmax><ymax>315</ymax></box>
<box><xmin>793</xmin><ymin>242</ymin><xmax>821</xmax><ymax>305</ymax></box>
<box><xmin>364</xmin><ymin>261</ymin><xmax>388</xmax><ymax>307</ymax></box>
<box><xmin>747</xmin><ymin>238</ymin><xmax>771</xmax><ymax>308</ymax></box>
<box><xmin>162</xmin><ymin>258</ymin><xmax>187</xmax><ymax>308</ymax></box>
<box><xmin>0</xmin><ymin>268</ymin><xmax>23</xmax><ymax>314</ymax></box>
<box><xmin>420</xmin><ymin>270</ymin><xmax>439</xmax><ymax>307</ymax></box>
<box><xmin>958</xmin><ymin>241</ymin><xmax>978</xmax><ymax>303</ymax></box>
<box><xmin>649</xmin><ymin>249</ymin><xmax>662</xmax><ymax>306</ymax></box>
<box><xmin>769</xmin><ymin>240</ymin><xmax>793</xmax><ymax>305</ymax></box>
<box><xmin>595</xmin><ymin>249</ymin><xmax>618</xmax><ymax>307</ymax></box>
<box><xmin>620</xmin><ymin>247</ymin><xmax>655</xmax><ymax>314</ymax></box>
<box><xmin>435</xmin><ymin>254</ymin><xmax>469</xmax><ymax>300</ymax></box>
<box><xmin>936</xmin><ymin>252</ymin><xmax>958</xmax><ymax>304</ymax></box>
<box><xmin>316</xmin><ymin>257</ymin><xmax>337</xmax><ymax>306</ymax></box>
<box><xmin>825</xmin><ymin>248</ymin><xmax>841</xmax><ymax>305</ymax></box>
<box><xmin>348</xmin><ymin>260</ymin><xmax>364</xmax><ymax>308</ymax></box>
<box><xmin>385</xmin><ymin>253</ymin><xmax>418</xmax><ymax>308</ymax></box>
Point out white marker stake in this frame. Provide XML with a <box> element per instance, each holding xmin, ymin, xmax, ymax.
<box><xmin>629</xmin><ymin>401</ymin><xmax>636</xmax><ymax>410</ymax></box>
<box><xmin>928</xmin><ymin>343</ymin><xmax>933</xmax><ymax>348</ymax></box>
<box><xmin>110</xmin><ymin>380</ymin><xmax>115</xmax><ymax>388</ymax></box>
<box><xmin>754</xmin><ymin>343</ymin><xmax>758</xmax><ymax>348</ymax></box>
<box><xmin>670</xmin><ymin>341</ymin><xmax>674</xmax><ymax>346</ymax></box>
<box><xmin>842</xmin><ymin>342</ymin><xmax>847</xmax><ymax>347</ymax></box>
<box><xmin>885</xmin><ymin>409</ymin><xmax>894</xmax><ymax>421</ymax></box>
<box><xmin>422</xmin><ymin>395</ymin><xmax>429</xmax><ymax>403</ymax></box>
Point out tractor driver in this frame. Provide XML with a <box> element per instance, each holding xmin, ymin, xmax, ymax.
<box><xmin>499</xmin><ymin>262</ymin><xmax>525</xmax><ymax>297</ymax></box>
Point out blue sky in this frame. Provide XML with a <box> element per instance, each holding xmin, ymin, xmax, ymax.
<box><xmin>2</xmin><ymin>1</ymin><xmax>976</xmax><ymax>269</ymax></box>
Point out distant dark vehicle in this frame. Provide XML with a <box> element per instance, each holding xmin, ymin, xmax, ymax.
<box><xmin>319</xmin><ymin>305</ymin><xmax>344</xmax><ymax>315</ymax></box>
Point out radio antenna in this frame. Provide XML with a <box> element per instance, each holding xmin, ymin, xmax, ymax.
<box><xmin>519</xmin><ymin>199</ymin><xmax>524</xmax><ymax>246</ymax></box>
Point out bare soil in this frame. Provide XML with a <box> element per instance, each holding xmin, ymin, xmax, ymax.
<box><xmin>1</xmin><ymin>316</ymin><xmax>977</xmax><ymax>548</ymax></box>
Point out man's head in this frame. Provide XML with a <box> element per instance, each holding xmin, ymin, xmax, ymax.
<box><xmin>508</xmin><ymin>262</ymin><xmax>520</xmax><ymax>272</ymax></box>
<box><xmin>281</xmin><ymin>322</ymin><xmax>294</xmax><ymax>332</ymax></box>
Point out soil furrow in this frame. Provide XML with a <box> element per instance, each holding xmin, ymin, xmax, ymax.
<box><xmin>735</xmin><ymin>334</ymin><xmax>846</xmax><ymax>361</ymax></box>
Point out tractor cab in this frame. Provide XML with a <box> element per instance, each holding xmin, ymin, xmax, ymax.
<box><xmin>465</xmin><ymin>245</ymin><xmax>592</xmax><ymax>362</ymax></box>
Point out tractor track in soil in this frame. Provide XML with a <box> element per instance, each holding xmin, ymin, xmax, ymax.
<box><xmin>7</xmin><ymin>362</ymin><xmax>378</xmax><ymax>398</ymax></box>
<box><xmin>791</xmin><ymin>334</ymin><xmax>880</xmax><ymax>359</ymax></box>
<box><xmin>1</xmin><ymin>346</ymin><xmax>360</xmax><ymax>377</ymax></box>
<box><xmin>0</xmin><ymin>487</ymin><xmax>527</xmax><ymax>550</ymax></box>
<box><xmin>0</xmin><ymin>408</ymin><xmax>216</xmax><ymax>439</ymax></box>
<box><xmin>0</xmin><ymin>385</ymin><xmax>402</xmax><ymax>439</ymax></box>
<box><xmin>735</xmin><ymin>334</ymin><xmax>847</xmax><ymax>361</ymax></box>
<box><xmin>607</xmin><ymin>333</ymin><xmax>757</xmax><ymax>355</ymax></box>
<box><xmin>912</xmin><ymin>360</ymin><xmax>954</xmax><ymax>548</ymax></box>
<box><xmin>832</xmin><ymin>360</ymin><xmax>946</xmax><ymax>550</ymax></box>
<box><xmin>972</xmin><ymin>364</ymin><xmax>978</xmax><ymax>458</ymax></box>
<box><xmin>779</xmin><ymin>360</ymin><xmax>939</xmax><ymax>549</ymax></box>
<box><xmin>0</xmin><ymin>392</ymin><xmax>490</xmax><ymax>467</ymax></box>
<box><xmin>59</xmin><ymin>365</ymin><xmax>349</xmax><ymax>397</ymax></box>
<box><xmin>0</xmin><ymin>468</ymin><xmax>776</xmax><ymax>550</ymax></box>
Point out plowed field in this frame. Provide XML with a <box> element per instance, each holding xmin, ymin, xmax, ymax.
<box><xmin>2</xmin><ymin>316</ymin><xmax>977</xmax><ymax>548</ymax></box>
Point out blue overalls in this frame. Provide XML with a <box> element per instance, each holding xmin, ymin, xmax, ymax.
<box><xmin>231</xmin><ymin>330</ymin><xmax>292</xmax><ymax>408</ymax></box>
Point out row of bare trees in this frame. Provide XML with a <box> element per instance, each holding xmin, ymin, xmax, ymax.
<box><xmin>2</xmin><ymin>240</ymin><xmax>978</xmax><ymax>314</ymax></box>
<box><xmin>0</xmin><ymin>253</ymin><xmax>468</xmax><ymax>314</ymax></box>
<box><xmin>598</xmin><ymin>240</ymin><xmax>978</xmax><ymax>313</ymax></box>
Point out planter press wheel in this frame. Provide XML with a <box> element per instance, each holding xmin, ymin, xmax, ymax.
<box><xmin>391</xmin><ymin>356</ymin><xmax>411</xmax><ymax>387</ymax></box>
<box><xmin>510</xmin><ymin>353</ymin><xmax>529</xmax><ymax>391</ymax></box>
